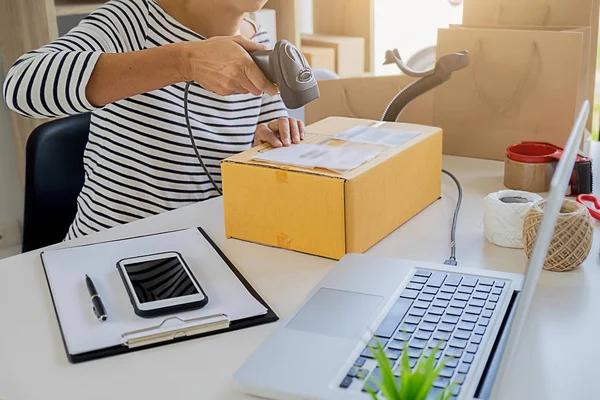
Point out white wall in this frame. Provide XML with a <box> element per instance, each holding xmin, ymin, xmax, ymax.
<box><xmin>297</xmin><ymin>0</ymin><xmax>313</xmax><ymax>34</ymax></box>
<box><xmin>296</xmin><ymin>0</ymin><xmax>463</xmax><ymax>76</ymax></box>
<box><xmin>0</xmin><ymin>54</ymin><xmax>25</xmax><ymax>243</ymax></box>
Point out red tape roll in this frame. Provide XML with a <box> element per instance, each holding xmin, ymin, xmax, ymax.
<box><xmin>506</xmin><ymin>142</ymin><xmax>562</xmax><ymax>163</ymax></box>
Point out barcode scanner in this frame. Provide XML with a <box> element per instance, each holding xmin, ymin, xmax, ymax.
<box><xmin>250</xmin><ymin>40</ymin><xmax>320</xmax><ymax>109</ymax></box>
<box><xmin>184</xmin><ymin>40</ymin><xmax>320</xmax><ymax>196</ymax></box>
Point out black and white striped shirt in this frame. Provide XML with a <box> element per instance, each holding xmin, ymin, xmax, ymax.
<box><xmin>3</xmin><ymin>0</ymin><xmax>287</xmax><ymax>240</ymax></box>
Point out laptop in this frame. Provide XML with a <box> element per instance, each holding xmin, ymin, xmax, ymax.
<box><xmin>234</xmin><ymin>101</ymin><xmax>590</xmax><ymax>400</ymax></box>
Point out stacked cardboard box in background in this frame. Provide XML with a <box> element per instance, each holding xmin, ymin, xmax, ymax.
<box><xmin>301</xmin><ymin>46</ymin><xmax>336</xmax><ymax>72</ymax></box>
<box><xmin>300</xmin><ymin>34</ymin><xmax>365</xmax><ymax>77</ymax></box>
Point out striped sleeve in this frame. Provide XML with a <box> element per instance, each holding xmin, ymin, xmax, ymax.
<box><xmin>258</xmin><ymin>92</ymin><xmax>288</xmax><ymax>123</ymax></box>
<box><xmin>2</xmin><ymin>0</ymin><xmax>149</xmax><ymax>119</ymax></box>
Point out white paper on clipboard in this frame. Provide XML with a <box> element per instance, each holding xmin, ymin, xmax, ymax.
<box><xmin>41</xmin><ymin>228</ymin><xmax>267</xmax><ymax>356</ymax></box>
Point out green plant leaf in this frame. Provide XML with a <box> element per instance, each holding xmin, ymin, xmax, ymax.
<box><xmin>369</xmin><ymin>340</ymin><xmax>401</xmax><ymax>400</ymax></box>
<box><xmin>367</xmin><ymin>334</ymin><xmax>460</xmax><ymax>400</ymax></box>
<box><xmin>439</xmin><ymin>382</ymin><xmax>457</xmax><ymax>400</ymax></box>
<box><xmin>415</xmin><ymin>345</ymin><xmax>444</xmax><ymax>400</ymax></box>
<box><xmin>366</xmin><ymin>385</ymin><xmax>379</xmax><ymax>400</ymax></box>
<box><xmin>399</xmin><ymin>343</ymin><xmax>411</xmax><ymax>398</ymax></box>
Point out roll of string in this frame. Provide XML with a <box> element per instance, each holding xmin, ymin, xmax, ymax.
<box><xmin>483</xmin><ymin>190</ymin><xmax>543</xmax><ymax>248</ymax></box>
<box><xmin>523</xmin><ymin>199</ymin><xmax>593</xmax><ymax>272</ymax></box>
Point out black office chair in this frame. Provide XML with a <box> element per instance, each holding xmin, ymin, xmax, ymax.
<box><xmin>22</xmin><ymin>113</ymin><xmax>91</xmax><ymax>252</ymax></box>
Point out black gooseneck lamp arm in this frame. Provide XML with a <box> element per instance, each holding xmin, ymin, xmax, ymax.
<box><xmin>381</xmin><ymin>48</ymin><xmax>470</xmax><ymax>123</ymax></box>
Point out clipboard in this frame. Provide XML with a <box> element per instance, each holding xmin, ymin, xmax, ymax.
<box><xmin>41</xmin><ymin>227</ymin><xmax>279</xmax><ymax>363</ymax></box>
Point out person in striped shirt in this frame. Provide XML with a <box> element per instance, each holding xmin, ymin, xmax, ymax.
<box><xmin>3</xmin><ymin>0</ymin><xmax>305</xmax><ymax>240</ymax></box>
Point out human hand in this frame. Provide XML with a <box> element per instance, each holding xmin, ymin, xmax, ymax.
<box><xmin>254</xmin><ymin>117</ymin><xmax>306</xmax><ymax>147</ymax></box>
<box><xmin>179</xmin><ymin>35</ymin><xmax>278</xmax><ymax>97</ymax></box>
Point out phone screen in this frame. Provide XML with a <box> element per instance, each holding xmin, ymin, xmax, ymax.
<box><xmin>124</xmin><ymin>256</ymin><xmax>199</xmax><ymax>303</ymax></box>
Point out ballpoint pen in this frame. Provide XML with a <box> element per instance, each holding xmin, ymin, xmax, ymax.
<box><xmin>85</xmin><ymin>274</ymin><xmax>107</xmax><ymax>322</ymax></box>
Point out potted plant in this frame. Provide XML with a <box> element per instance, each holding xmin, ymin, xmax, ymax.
<box><xmin>367</xmin><ymin>340</ymin><xmax>456</xmax><ymax>400</ymax></box>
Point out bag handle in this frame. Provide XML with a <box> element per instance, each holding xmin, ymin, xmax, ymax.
<box><xmin>341</xmin><ymin>84</ymin><xmax>405</xmax><ymax>119</ymax></box>
<box><xmin>495</xmin><ymin>4</ymin><xmax>551</xmax><ymax>26</ymax></box>
<box><xmin>471</xmin><ymin>40</ymin><xmax>540</xmax><ymax>118</ymax></box>
<box><xmin>342</xmin><ymin>87</ymin><xmax>360</xmax><ymax>118</ymax></box>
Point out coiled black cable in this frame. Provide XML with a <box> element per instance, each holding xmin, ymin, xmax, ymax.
<box><xmin>184</xmin><ymin>81</ymin><xmax>223</xmax><ymax>196</ymax></box>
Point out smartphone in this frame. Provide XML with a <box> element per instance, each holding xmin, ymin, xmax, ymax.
<box><xmin>116</xmin><ymin>251</ymin><xmax>208</xmax><ymax>318</ymax></box>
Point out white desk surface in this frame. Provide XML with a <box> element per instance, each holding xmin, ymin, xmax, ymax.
<box><xmin>1</xmin><ymin>149</ymin><xmax>600</xmax><ymax>400</ymax></box>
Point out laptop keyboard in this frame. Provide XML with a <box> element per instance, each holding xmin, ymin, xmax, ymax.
<box><xmin>338</xmin><ymin>270</ymin><xmax>508</xmax><ymax>399</ymax></box>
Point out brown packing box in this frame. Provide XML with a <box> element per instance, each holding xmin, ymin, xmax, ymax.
<box><xmin>301</xmin><ymin>34</ymin><xmax>365</xmax><ymax>77</ymax></box>
<box><xmin>301</xmin><ymin>45</ymin><xmax>336</xmax><ymax>71</ymax></box>
<box><xmin>221</xmin><ymin>117</ymin><xmax>443</xmax><ymax>260</ymax></box>
<box><xmin>304</xmin><ymin>74</ymin><xmax>435</xmax><ymax>126</ymax></box>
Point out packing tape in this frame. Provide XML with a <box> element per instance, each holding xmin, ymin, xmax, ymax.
<box><xmin>503</xmin><ymin>156</ymin><xmax>555</xmax><ymax>193</ymax></box>
<box><xmin>276</xmin><ymin>170</ymin><xmax>288</xmax><ymax>184</ymax></box>
<box><xmin>277</xmin><ymin>233</ymin><xmax>291</xmax><ymax>249</ymax></box>
<box><xmin>483</xmin><ymin>190</ymin><xmax>543</xmax><ymax>249</ymax></box>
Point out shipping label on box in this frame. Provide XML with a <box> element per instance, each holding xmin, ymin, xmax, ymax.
<box><xmin>221</xmin><ymin>117</ymin><xmax>443</xmax><ymax>260</ymax></box>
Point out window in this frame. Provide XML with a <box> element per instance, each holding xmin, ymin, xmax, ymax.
<box><xmin>374</xmin><ymin>0</ymin><xmax>463</xmax><ymax>76</ymax></box>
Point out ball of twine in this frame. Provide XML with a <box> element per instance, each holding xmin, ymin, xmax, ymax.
<box><xmin>522</xmin><ymin>199</ymin><xmax>593</xmax><ymax>272</ymax></box>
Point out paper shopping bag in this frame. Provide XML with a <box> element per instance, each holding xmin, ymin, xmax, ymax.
<box><xmin>433</xmin><ymin>25</ymin><xmax>590</xmax><ymax>160</ymax></box>
<box><xmin>462</xmin><ymin>0</ymin><xmax>599</xmax><ymax>128</ymax></box>
<box><xmin>463</xmin><ymin>0</ymin><xmax>597</xmax><ymax>27</ymax></box>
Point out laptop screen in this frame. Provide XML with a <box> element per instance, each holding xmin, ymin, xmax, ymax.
<box><xmin>489</xmin><ymin>101</ymin><xmax>590</xmax><ymax>399</ymax></box>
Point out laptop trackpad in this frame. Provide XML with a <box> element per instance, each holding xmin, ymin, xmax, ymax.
<box><xmin>286</xmin><ymin>288</ymin><xmax>383</xmax><ymax>339</ymax></box>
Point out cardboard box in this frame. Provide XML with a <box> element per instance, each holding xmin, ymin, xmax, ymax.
<box><xmin>301</xmin><ymin>34</ymin><xmax>365</xmax><ymax>77</ymax></box>
<box><xmin>222</xmin><ymin>117</ymin><xmax>443</xmax><ymax>260</ymax></box>
<box><xmin>304</xmin><ymin>74</ymin><xmax>434</xmax><ymax>126</ymax></box>
<box><xmin>302</xmin><ymin>45</ymin><xmax>336</xmax><ymax>71</ymax></box>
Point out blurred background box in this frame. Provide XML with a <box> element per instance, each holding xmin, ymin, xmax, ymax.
<box><xmin>304</xmin><ymin>75</ymin><xmax>434</xmax><ymax>126</ymax></box>
<box><xmin>301</xmin><ymin>46</ymin><xmax>336</xmax><ymax>71</ymax></box>
<box><xmin>301</xmin><ymin>34</ymin><xmax>365</xmax><ymax>77</ymax></box>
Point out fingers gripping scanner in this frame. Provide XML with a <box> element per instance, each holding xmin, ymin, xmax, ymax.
<box><xmin>251</xmin><ymin>40</ymin><xmax>320</xmax><ymax>109</ymax></box>
<box><xmin>184</xmin><ymin>40</ymin><xmax>320</xmax><ymax>195</ymax></box>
